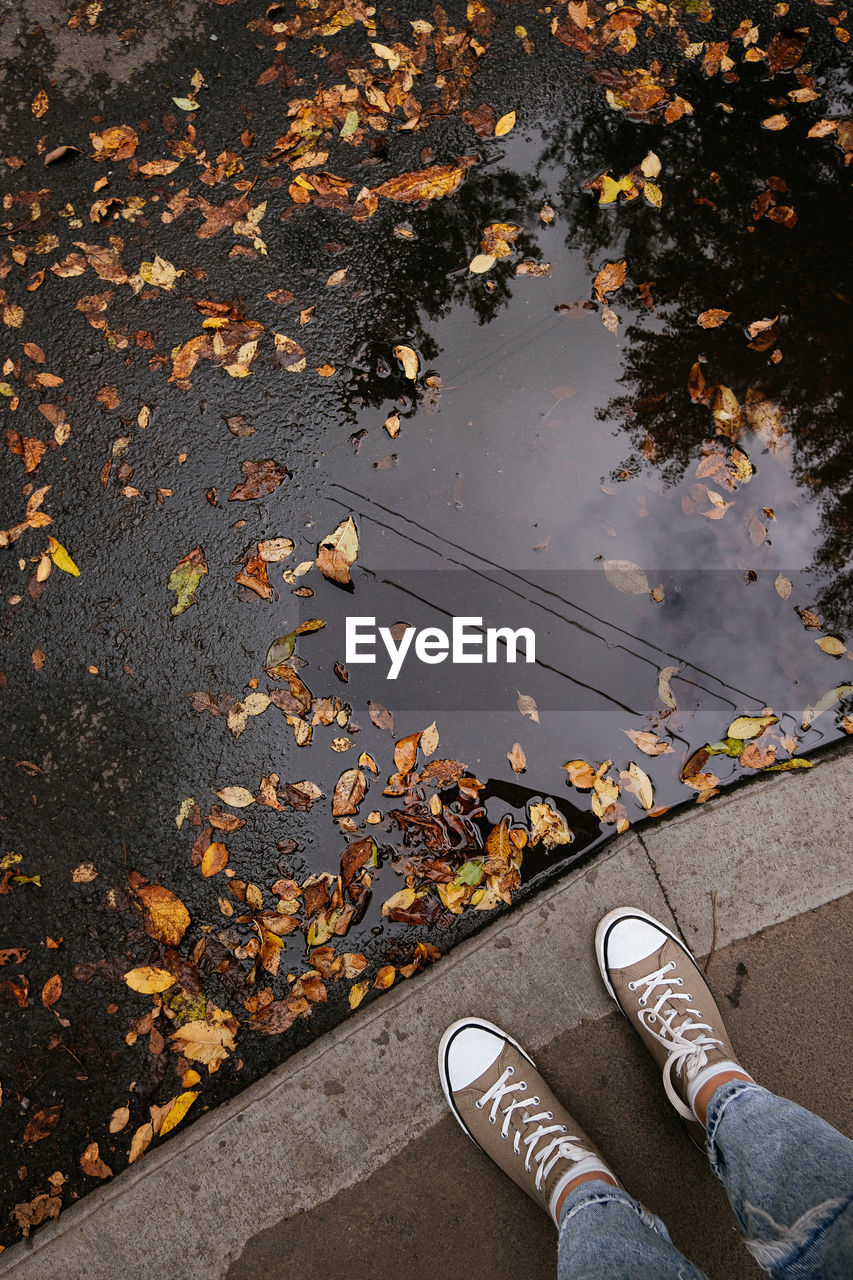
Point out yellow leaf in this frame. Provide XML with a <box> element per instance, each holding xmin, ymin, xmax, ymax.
<box><xmin>816</xmin><ymin>636</ymin><xmax>847</xmax><ymax>656</ymax></box>
<box><xmin>469</xmin><ymin>253</ymin><xmax>496</xmax><ymax>274</ymax></box>
<box><xmin>529</xmin><ymin>802</ymin><xmax>573</xmax><ymax>849</ymax></box>
<box><xmin>598</xmin><ymin>174</ymin><xmax>633</xmax><ymax>205</ymax></box>
<box><xmin>563</xmin><ymin>759</ymin><xmax>596</xmax><ymax>788</ymax></box>
<box><xmin>348</xmin><ymin>980</ymin><xmax>369</xmax><ymax>1009</ymax></box>
<box><xmin>643</xmin><ymin>181</ymin><xmax>663</xmax><ymax>210</ymax></box>
<box><xmin>393</xmin><ymin>344</ymin><xmax>419</xmax><ymax>379</ymax></box>
<box><xmin>622</xmin><ymin>762</ymin><xmax>654</xmax><ymax>809</ymax></box>
<box><xmin>420</xmin><ymin>720</ymin><xmax>439</xmax><ymax>757</ymax></box>
<box><xmin>136</xmin><ymin>883</ymin><xmax>190</xmax><ymax>946</ymax></box>
<box><xmin>47</xmin><ymin>536</ymin><xmax>80</xmax><ymax>576</ymax></box>
<box><xmin>640</xmin><ymin>150</ymin><xmax>661</xmax><ymax>178</ymax></box>
<box><xmin>201</xmin><ymin>842</ymin><xmax>228</xmax><ymax>877</ymax></box>
<box><xmin>109</xmin><ymin>1106</ymin><xmax>129</xmax><ymax>1134</ymax></box>
<box><xmin>726</xmin><ymin>713</ymin><xmax>778</xmax><ymax>739</ymax></box>
<box><xmin>128</xmin><ymin>1121</ymin><xmax>153</xmax><ymax>1164</ymax></box>
<box><xmin>494</xmin><ymin>111</ymin><xmax>517</xmax><ymax>136</ymax></box>
<box><xmin>124</xmin><ymin>966</ymin><xmax>175</xmax><ymax>994</ymax></box>
<box><xmin>159</xmin><ymin>1091</ymin><xmax>199</xmax><ymax>1137</ymax></box>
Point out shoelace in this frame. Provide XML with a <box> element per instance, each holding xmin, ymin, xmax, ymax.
<box><xmin>475</xmin><ymin>1065</ymin><xmax>591</xmax><ymax>1191</ymax></box>
<box><xmin>629</xmin><ymin>960</ymin><xmax>723</xmax><ymax>1119</ymax></box>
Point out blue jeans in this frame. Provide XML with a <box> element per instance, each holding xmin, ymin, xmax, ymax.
<box><xmin>557</xmin><ymin>1081</ymin><xmax>853</xmax><ymax>1279</ymax></box>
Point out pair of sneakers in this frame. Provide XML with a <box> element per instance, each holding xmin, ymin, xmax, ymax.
<box><xmin>438</xmin><ymin>907</ymin><xmax>750</xmax><ymax>1226</ymax></box>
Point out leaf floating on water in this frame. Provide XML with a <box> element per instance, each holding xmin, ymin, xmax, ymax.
<box><xmin>469</xmin><ymin>253</ymin><xmax>496</xmax><ymax>274</ymax></box>
<box><xmin>332</xmin><ymin>767</ymin><xmax>366</xmax><ymax>816</ymax></box>
<box><xmin>420</xmin><ymin>720</ymin><xmax>439</xmax><ymax>757</ymax></box>
<box><xmin>368</xmin><ymin>700</ymin><xmax>394</xmax><ymax>732</ymax></box>
<box><xmin>620</xmin><ymin>762</ymin><xmax>654</xmax><ymax>809</ymax></box>
<box><xmin>393</xmin><ymin>344</ymin><xmax>419</xmax><ymax>379</ymax></box>
<box><xmin>563</xmin><ymin>759</ymin><xmax>597</xmax><ymax>788</ymax></box>
<box><xmin>623</xmin><ymin>729</ymin><xmax>673</xmax><ymax>755</ymax></box>
<box><xmin>697</xmin><ymin>309</ymin><xmax>731</xmax><ymax>328</ymax></box>
<box><xmin>316</xmin><ymin>515</ymin><xmax>358</xmax><ymax>584</ymax></box>
<box><xmin>604</xmin><ymin>560</ymin><xmax>650</xmax><ymax>595</ymax></box>
<box><xmin>593</xmin><ymin>260</ymin><xmax>626</xmax><ymax>301</ymax></box>
<box><xmin>229</xmin><ymin>459</ymin><xmax>289</xmax><ymax>501</ymax></box>
<box><xmin>802</xmin><ymin>684</ymin><xmax>853</xmax><ymax>730</ymax></box>
<box><xmin>774</xmin><ymin>573</ymin><xmax>792</xmax><ymax>600</ymax></box>
<box><xmin>516</xmin><ymin>690</ymin><xmax>540</xmax><ymax>723</ymax></box>
<box><xmin>816</xmin><ymin>636</ymin><xmax>847</xmax><ymax>656</ymax></box>
<box><xmin>726</xmin><ymin>713</ymin><xmax>778</xmax><ymax>740</ymax></box>
<box><xmin>507</xmin><ymin>742</ymin><xmax>526</xmax><ymax>773</ymax></box>
<box><xmin>658</xmin><ymin>665</ymin><xmax>679</xmax><ymax>710</ymax></box>
<box><xmin>529</xmin><ymin>802</ymin><xmax>572</xmax><ymax>849</ymax></box>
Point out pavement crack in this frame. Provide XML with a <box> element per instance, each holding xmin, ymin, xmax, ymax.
<box><xmin>636</xmin><ymin>831</ymin><xmax>686</xmax><ymax>943</ymax></box>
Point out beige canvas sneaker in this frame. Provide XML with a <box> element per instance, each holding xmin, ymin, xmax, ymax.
<box><xmin>596</xmin><ymin>907</ymin><xmax>750</xmax><ymax>1124</ymax></box>
<box><xmin>438</xmin><ymin>1018</ymin><xmax>616</xmax><ymax>1225</ymax></box>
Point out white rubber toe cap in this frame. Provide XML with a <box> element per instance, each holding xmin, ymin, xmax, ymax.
<box><xmin>438</xmin><ymin>1018</ymin><xmax>532</xmax><ymax>1096</ymax></box>
<box><xmin>596</xmin><ymin>907</ymin><xmax>684</xmax><ymax>993</ymax></box>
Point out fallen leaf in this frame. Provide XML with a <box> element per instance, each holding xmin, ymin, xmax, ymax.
<box><xmin>368</xmin><ymin>701</ymin><xmax>394</xmax><ymax>732</ymax></box>
<box><xmin>216</xmin><ymin>786</ymin><xmax>256</xmax><ymax>808</ymax></box>
<box><xmin>168</xmin><ymin>546</ymin><xmax>208</xmax><ymax>617</ymax></box>
<box><xmin>371</xmin><ymin>159</ymin><xmax>475</xmax><ymax>204</ymax></box>
<box><xmin>201</xmin><ymin>842</ymin><xmax>228</xmax><ymax>877</ymax></box>
<box><xmin>333</xmin><ymin>767</ymin><xmax>366</xmax><ymax>816</ymax></box>
<box><xmin>604</xmin><ymin>560</ymin><xmax>650</xmax><ymax>595</ymax></box>
<box><xmin>727</xmin><ymin>713</ymin><xmax>778</xmax><ymax>740</ymax></box>
<box><xmin>623</xmin><ymin>729</ymin><xmax>672</xmax><ymax>755</ymax></box>
<box><xmin>658</xmin><ymin>665</ymin><xmax>679</xmax><ymax>710</ymax></box>
<box><xmin>71</xmin><ymin>861</ymin><xmax>98</xmax><ymax>882</ymax></box>
<box><xmin>316</xmin><ymin>515</ymin><xmax>358</xmax><ymax>584</ymax></box>
<box><xmin>159</xmin><ymin>1090</ymin><xmax>198</xmax><ymax>1136</ymax></box>
<box><xmin>516</xmin><ymin>691</ymin><xmax>540</xmax><ymax>723</ymax></box>
<box><xmin>816</xmin><ymin>636</ymin><xmax>847</xmax><ymax>656</ymax></box>
<box><xmin>348</xmin><ymin>980</ymin><xmax>369</xmax><ymax>1009</ymax></box>
<box><xmin>41</xmin><ymin>974</ymin><xmax>62</xmax><ymax>1008</ymax></box>
<box><xmin>393</xmin><ymin>344</ymin><xmax>419</xmax><ymax>379</ymax></box>
<box><xmin>697</xmin><ymin>309</ymin><xmax>731</xmax><ymax>328</ymax></box>
<box><xmin>420</xmin><ymin>721</ymin><xmax>439</xmax><ymax>757</ymax></box>
<box><xmin>81</xmin><ymin>1142</ymin><xmax>112</xmax><ymax>1179</ymax></box>
<box><xmin>775</xmin><ymin>573</ymin><xmax>793</xmax><ymax>600</ymax></box>
<box><xmin>109</xmin><ymin>1106</ymin><xmax>130</xmax><ymax>1134</ymax></box>
<box><xmin>593</xmin><ymin>260</ymin><xmax>626</xmax><ymax>301</ymax></box>
<box><xmin>529</xmin><ymin>803</ymin><xmax>573</xmax><ymax>849</ymax></box>
<box><xmin>124</xmin><ymin>966</ymin><xmax>176</xmax><ymax>994</ymax></box>
<box><xmin>137</xmin><ymin>884</ymin><xmax>190</xmax><ymax>946</ymax></box>
<box><xmin>128</xmin><ymin>1121</ymin><xmax>153</xmax><ymax>1163</ymax></box>
<box><xmin>563</xmin><ymin>759</ymin><xmax>597</xmax><ymax>788</ymax></box>
<box><xmin>469</xmin><ymin>253</ymin><xmax>496</xmax><ymax>274</ymax></box>
<box><xmin>802</xmin><ymin>685</ymin><xmax>853</xmax><ymax>729</ymax></box>
<box><xmin>507</xmin><ymin>742</ymin><xmax>526</xmax><ymax>773</ymax></box>
<box><xmin>23</xmin><ymin>1104</ymin><xmax>63</xmax><ymax>1143</ymax></box>
<box><xmin>494</xmin><ymin>110</ymin><xmax>517</xmax><ymax>136</ymax></box>
<box><xmin>229</xmin><ymin>459</ymin><xmax>289</xmax><ymax>501</ymax></box>
<box><xmin>47</xmin><ymin>537</ymin><xmax>80</xmax><ymax>576</ymax></box>
<box><xmin>620</xmin><ymin>762</ymin><xmax>654</xmax><ymax>809</ymax></box>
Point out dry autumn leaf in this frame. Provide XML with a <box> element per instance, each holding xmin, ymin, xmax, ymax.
<box><xmin>124</xmin><ymin>966</ymin><xmax>175</xmax><ymax>994</ymax></box>
<box><xmin>136</xmin><ymin>883</ymin><xmax>190</xmax><ymax>946</ymax></box>
<box><xmin>80</xmin><ymin>1142</ymin><xmax>112</xmax><ymax>1179</ymax></box>
<box><xmin>332</xmin><ymin>767</ymin><xmax>366</xmax><ymax>816</ymax></box>
<box><xmin>41</xmin><ymin>974</ymin><xmax>62</xmax><ymax>1008</ymax></box>
<box><xmin>593</xmin><ymin>260</ymin><xmax>626</xmax><ymax>301</ymax></box>
<box><xmin>516</xmin><ymin>690</ymin><xmax>540</xmax><ymax>723</ymax></box>
<box><xmin>507</xmin><ymin>742</ymin><xmax>526</xmax><ymax>773</ymax></box>
<box><xmin>316</xmin><ymin>515</ymin><xmax>358</xmax><ymax>584</ymax></box>
<box><xmin>697</xmin><ymin>309</ymin><xmax>731</xmax><ymax>328</ymax></box>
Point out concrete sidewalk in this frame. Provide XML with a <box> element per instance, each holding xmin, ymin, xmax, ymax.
<box><xmin>2</xmin><ymin>746</ymin><xmax>851</xmax><ymax>1280</ymax></box>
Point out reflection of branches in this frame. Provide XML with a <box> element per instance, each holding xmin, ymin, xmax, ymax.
<box><xmin>544</xmin><ymin>66</ymin><xmax>853</xmax><ymax>626</ymax></box>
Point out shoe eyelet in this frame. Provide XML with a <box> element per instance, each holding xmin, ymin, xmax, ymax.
<box><xmin>489</xmin><ymin>1116</ymin><xmax>496</xmax><ymax>1124</ymax></box>
<box><xmin>628</xmin><ymin>980</ymin><xmax>638</xmax><ymax>990</ymax></box>
<box><xmin>532</xmin><ymin>1096</ymin><xmax>540</xmax><ymax>1106</ymax></box>
<box><xmin>518</xmin><ymin>1081</ymin><xmax>527</xmax><ymax>1091</ymax></box>
<box><xmin>506</xmin><ymin>1065</ymin><xmax>514</xmax><ymax>1076</ymax></box>
<box><xmin>475</xmin><ymin>1100</ymin><xmax>485</xmax><ymax>1110</ymax></box>
<box><xmin>546</xmin><ymin>1111</ymin><xmax>553</xmax><ymax>1120</ymax></box>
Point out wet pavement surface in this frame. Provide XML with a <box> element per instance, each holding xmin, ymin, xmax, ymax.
<box><xmin>1</xmin><ymin>0</ymin><xmax>852</xmax><ymax>1248</ymax></box>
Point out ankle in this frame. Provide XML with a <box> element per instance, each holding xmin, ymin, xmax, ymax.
<box><xmin>693</xmin><ymin>1069</ymin><xmax>753</xmax><ymax>1127</ymax></box>
<box><xmin>554</xmin><ymin>1170</ymin><xmax>618</xmax><ymax>1223</ymax></box>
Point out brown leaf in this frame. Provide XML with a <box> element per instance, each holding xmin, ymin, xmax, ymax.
<box><xmin>136</xmin><ymin>883</ymin><xmax>190</xmax><ymax>946</ymax></box>
<box><xmin>394</xmin><ymin>731</ymin><xmax>421</xmax><ymax>774</ymax></box>
<box><xmin>332</xmin><ymin>767</ymin><xmax>366</xmax><ymax>816</ymax></box>
<box><xmin>23</xmin><ymin>1103</ymin><xmax>63</xmax><ymax>1143</ymax></box>
<box><xmin>371</xmin><ymin>158</ymin><xmax>476</xmax><ymax>204</ymax></box>
<box><xmin>80</xmin><ymin>1141</ymin><xmax>113</xmax><ymax>1179</ymax></box>
<box><xmin>316</xmin><ymin>515</ymin><xmax>358</xmax><ymax>584</ymax></box>
<box><xmin>251</xmin><ymin>999</ymin><xmax>299</xmax><ymax>1034</ymax></box>
<box><xmin>697</xmin><ymin>308</ymin><xmax>731</xmax><ymax>328</ymax></box>
<box><xmin>368</xmin><ymin>700</ymin><xmax>394</xmax><ymax>732</ymax></box>
<box><xmin>593</xmin><ymin>260</ymin><xmax>626</xmax><ymax>301</ymax></box>
<box><xmin>41</xmin><ymin>974</ymin><xmax>62</xmax><ymax>1008</ymax></box>
<box><xmin>229</xmin><ymin>459</ymin><xmax>289</xmax><ymax>501</ymax></box>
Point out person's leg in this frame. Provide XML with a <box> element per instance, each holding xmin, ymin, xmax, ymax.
<box><xmin>438</xmin><ymin>1017</ymin><xmax>709</xmax><ymax>1279</ymax></box>
<box><xmin>556</xmin><ymin>1181</ymin><xmax>710</xmax><ymax>1280</ymax></box>
<box><xmin>704</xmin><ymin>1078</ymin><xmax>853</xmax><ymax>1279</ymax></box>
<box><xmin>596</xmin><ymin>907</ymin><xmax>853</xmax><ymax>1280</ymax></box>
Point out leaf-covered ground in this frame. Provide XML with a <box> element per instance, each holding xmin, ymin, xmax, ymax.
<box><xmin>2</xmin><ymin>0</ymin><xmax>853</xmax><ymax>1249</ymax></box>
